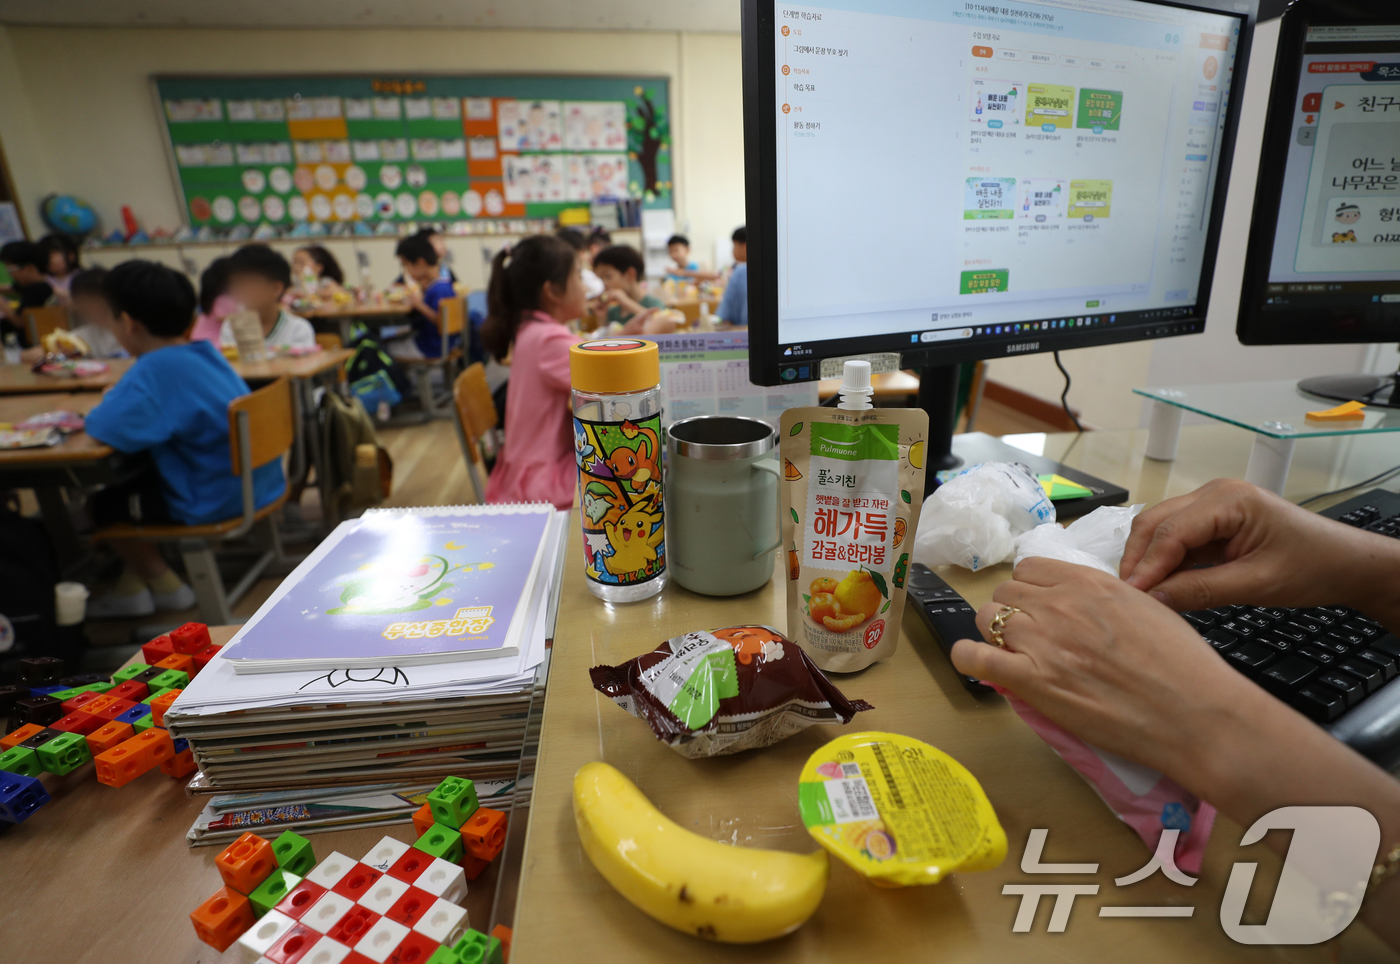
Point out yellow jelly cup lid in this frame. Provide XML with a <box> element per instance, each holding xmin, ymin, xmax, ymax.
<box><xmin>797</xmin><ymin>730</ymin><xmax>1006</xmax><ymax>886</ymax></box>
<box><xmin>570</xmin><ymin>338</ymin><xmax>659</xmax><ymax>394</ymax></box>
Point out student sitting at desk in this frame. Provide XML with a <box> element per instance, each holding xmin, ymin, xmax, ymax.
<box><xmin>20</xmin><ymin>267</ymin><xmax>126</xmax><ymax>364</ymax></box>
<box><xmin>190</xmin><ymin>257</ymin><xmax>235</xmax><ymax>344</ymax></box>
<box><xmin>664</xmin><ymin>234</ymin><xmax>699</xmax><ymax>279</ymax></box>
<box><xmin>592</xmin><ymin>245</ymin><xmax>664</xmax><ymax>328</ymax></box>
<box><xmin>387</xmin><ymin>233</ymin><xmax>459</xmax><ymax>362</ymax></box>
<box><xmin>715</xmin><ymin>226</ymin><xmax>748</xmax><ymax>328</ymax></box>
<box><xmin>0</xmin><ymin>240</ymin><xmax>55</xmax><ymax>347</ymax></box>
<box><xmin>219</xmin><ymin>245</ymin><xmax>316</xmax><ymax>351</ymax></box>
<box><xmin>292</xmin><ymin>245</ymin><xmax>347</xmax><ymax>298</ymax></box>
<box><xmin>40</xmin><ymin>234</ymin><xmax>81</xmax><ymax>302</ymax></box>
<box><xmin>556</xmin><ymin>227</ymin><xmax>605</xmax><ymax>301</ymax></box>
<box><xmin>84</xmin><ymin>260</ymin><xmax>286</xmax><ymax>618</ymax></box>
<box><xmin>952</xmin><ymin>478</ymin><xmax>1400</xmax><ymax>948</ymax></box>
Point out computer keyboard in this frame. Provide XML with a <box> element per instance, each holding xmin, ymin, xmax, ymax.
<box><xmin>908</xmin><ymin>488</ymin><xmax>1400</xmax><ymax>771</ymax></box>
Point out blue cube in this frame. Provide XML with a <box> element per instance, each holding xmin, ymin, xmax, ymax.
<box><xmin>115</xmin><ymin>704</ymin><xmax>151</xmax><ymax>726</ymax></box>
<box><xmin>28</xmin><ymin>686</ymin><xmax>65</xmax><ymax>697</ymax></box>
<box><xmin>0</xmin><ymin>772</ymin><xmax>50</xmax><ymax>823</ymax></box>
<box><xmin>172</xmin><ymin>737</ymin><xmax>189</xmax><ymax>754</ymax></box>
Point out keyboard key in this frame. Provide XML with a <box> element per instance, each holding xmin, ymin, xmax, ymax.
<box><xmin>1262</xmin><ymin>608</ymin><xmax>1293</xmax><ymax>621</ymax></box>
<box><xmin>1344</xmin><ymin>621</ymin><xmax>1383</xmax><ymax>640</ymax></box>
<box><xmin>1181</xmin><ymin>611</ymin><xmax>1217</xmax><ymax>630</ymax></box>
<box><xmin>1326</xmin><ymin>629</ymin><xmax>1367</xmax><ymax>650</ymax></box>
<box><xmin>1317</xmin><ymin>672</ymin><xmax>1366</xmax><ymax>708</ymax></box>
<box><xmin>1219</xmin><ymin>619</ymin><xmax>1257</xmax><ymax>638</ymax></box>
<box><xmin>1271</xmin><ymin>624</ymin><xmax>1310</xmax><ymax>645</ymax></box>
<box><xmin>1301</xmin><ymin>609</ymin><xmax>1337</xmax><ymax>627</ymax></box>
<box><xmin>1314</xmin><ymin>636</ymin><xmax>1352</xmax><ymax>656</ymax></box>
<box><xmin>1236</xmin><ymin>611</ymin><xmax>1273</xmax><ymax>630</ymax></box>
<box><xmin>1258</xmin><ymin>632</ymin><xmax>1293</xmax><ymax>653</ymax></box>
<box><xmin>1259</xmin><ymin>655</ymin><xmax>1320</xmax><ymax>698</ymax></box>
<box><xmin>1320</xmin><ymin>605</ymin><xmax>1355</xmax><ymax>619</ymax></box>
<box><xmin>1204</xmin><ymin>628</ymin><xmax>1238</xmax><ymax>653</ymax></box>
<box><xmin>1292</xmin><ymin>684</ymin><xmax>1348</xmax><ymax>723</ymax></box>
<box><xmin>1340</xmin><ymin>659</ymin><xmax>1385</xmax><ymax>695</ymax></box>
<box><xmin>1284</xmin><ymin>618</ymin><xmax>1325</xmax><ymax>637</ymax></box>
<box><xmin>1226</xmin><ymin>641</ymin><xmax>1278</xmax><ymax>676</ymax></box>
<box><xmin>1371</xmin><ymin>634</ymin><xmax>1400</xmax><ymax>660</ymax></box>
<box><xmin>1355</xmin><ymin>648</ymin><xmax>1399</xmax><ymax>683</ymax></box>
<box><xmin>1300</xmin><ymin>645</ymin><xmax>1339</xmax><ymax>666</ymax></box>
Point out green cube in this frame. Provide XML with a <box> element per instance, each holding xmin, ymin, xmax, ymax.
<box><xmin>82</xmin><ymin>681</ymin><xmax>115</xmax><ymax>695</ymax></box>
<box><xmin>248</xmin><ymin>868</ymin><xmax>302</xmax><ymax>917</ymax></box>
<box><xmin>36</xmin><ymin>732</ymin><xmax>92</xmax><ymax>776</ymax></box>
<box><xmin>412</xmin><ymin>823</ymin><xmax>464</xmax><ymax>863</ymax></box>
<box><xmin>146</xmin><ymin>669</ymin><xmax>189</xmax><ymax>691</ymax></box>
<box><xmin>427</xmin><ymin>776</ymin><xmax>479</xmax><ymax>829</ymax></box>
<box><xmin>133</xmin><ymin>714</ymin><xmax>156</xmax><ymax>733</ymax></box>
<box><xmin>46</xmin><ymin>687</ymin><xmax>83</xmax><ymax>702</ymax></box>
<box><xmin>427</xmin><ymin>948</ymin><xmax>457</xmax><ymax>964</ymax></box>
<box><xmin>452</xmin><ymin>930</ymin><xmax>504</xmax><ymax>964</ymax></box>
<box><xmin>272</xmin><ymin>830</ymin><xmax>316</xmax><ymax>876</ymax></box>
<box><xmin>0</xmin><ymin>746</ymin><xmax>41</xmax><ymax>777</ymax></box>
<box><xmin>112</xmin><ymin>665</ymin><xmax>149</xmax><ymax>683</ymax></box>
<box><xmin>141</xmin><ymin>687</ymin><xmax>174</xmax><ymax>706</ymax></box>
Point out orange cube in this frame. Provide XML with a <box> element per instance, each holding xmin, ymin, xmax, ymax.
<box><xmin>0</xmin><ymin>723</ymin><xmax>42</xmax><ymax>750</ymax></box>
<box><xmin>61</xmin><ymin>690</ymin><xmax>103</xmax><ymax>713</ymax></box>
<box><xmin>215</xmin><ymin>832</ymin><xmax>277</xmax><ymax>895</ymax></box>
<box><xmin>85</xmin><ymin>720</ymin><xmax>135</xmax><ymax>754</ymax></box>
<box><xmin>461</xmin><ymin>807</ymin><xmax>507</xmax><ymax>861</ymax></box>
<box><xmin>190</xmin><ymin>886</ymin><xmax>257</xmax><ymax>952</ymax></box>
<box><xmin>491</xmin><ymin>924</ymin><xmax>513</xmax><ymax>964</ymax></box>
<box><xmin>161</xmin><ymin>746</ymin><xmax>198</xmax><ymax>778</ymax></box>
<box><xmin>149</xmin><ymin>688</ymin><xmax>183</xmax><ymax>727</ymax></box>
<box><xmin>412</xmin><ymin>801</ymin><xmax>435</xmax><ymax>838</ymax></box>
<box><xmin>83</xmin><ymin>694</ymin><xmax>119</xmax><ymax>716</ymax></box>
<box><xmin>155</xmin><ymin>652</ymin><xmax>194</xmax><ymax>676</ymax></box>
<box><xmin>87</xmin><ymin>697</ymin><xmax>137</xmax><ymax>722</ymax></box>
<box><xmin>94</xmin><ymin>727</ymin><xmax>174</xmax><ymax>787</ymax></box>
<box><xmin>462</xmin><ymin>854</ymin><xmax>491</xmax><ymax>880</ymax></box>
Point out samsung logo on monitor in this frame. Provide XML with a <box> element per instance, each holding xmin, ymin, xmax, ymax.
<box><xmin>1005</xmin><ymin>342</ymin><xmax>1039</xmax><ymax>353</ymax></box>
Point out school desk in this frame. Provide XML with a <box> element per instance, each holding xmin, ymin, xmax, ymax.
<box><xmin>0</xmin><ymin>357</ymin><xmax>135</xmax><ymax>395</ymax></box>
<box><xmin>510</xmin><ymin>421</ymin><xmax>1400</xmax><ymax>964</ymax></box>
<box><xmin>302</xmin><ymin>303</ymin><xmax>411</xmax><ymax>346</ymax></box>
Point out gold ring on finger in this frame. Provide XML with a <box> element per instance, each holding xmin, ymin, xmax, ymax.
<box><xmin>989</xmin><ymin>604</ymin><xmax>1024</xmax><ymax>649</ymax></box>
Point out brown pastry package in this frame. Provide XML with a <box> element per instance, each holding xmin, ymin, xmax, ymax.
<box><xmin>589</xmin><ymin>625</ymin><xmax>873</xmax><ymax>758</ymax></box>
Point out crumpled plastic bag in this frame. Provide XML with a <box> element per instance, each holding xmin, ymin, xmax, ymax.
<box><xmin>1013</xmin><ymin>504</ymin><xmax>1145</xmax><ymax>576</ymax></box>
<box><xmin>912</xmin><ymin>462</ymin><xmax>1055</xmax><ymax>571</ymax></box>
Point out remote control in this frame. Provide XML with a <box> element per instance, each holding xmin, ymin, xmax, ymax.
<box><xmin>907</xmin><ymin>563</ymin><xmax>993</xmax><ymax>693</ymax></box>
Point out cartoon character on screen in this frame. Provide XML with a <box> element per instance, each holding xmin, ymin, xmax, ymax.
<box><xmin>1333</xmin><ymin>202</ymin><xmax>1361</xmax><ymax>243</ymax></box>
<box><xmin>600</xmin><ymin>497</ymin><xmax>665</xmax><ymax>579</ymax></box>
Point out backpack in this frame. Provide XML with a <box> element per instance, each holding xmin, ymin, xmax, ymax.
<box><xmin>0</xmin><ymin>505</ymin><xmax>74</xmax><ymax>666</ymax></box>
<box><xmin>344</xmin><ymin>338</ymin><xmax>409</xmax><ymax>413</ymax></box>
<box><xmin>319</xmin><ymin>391</ymin><xmax>393</xmax><ymax>519</ymax></box>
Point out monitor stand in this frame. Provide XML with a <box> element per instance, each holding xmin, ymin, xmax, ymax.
<box><xmin>919</xmin><ymin>364</ymin><xmax>1130</xmax><ymax>516</ymax></box>
<box><xmin>1297</xmin><ymin>370</ymin><xmax>1400</xmax><ymax>410</ymax></box>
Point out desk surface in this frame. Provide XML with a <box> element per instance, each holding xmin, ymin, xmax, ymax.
<box><xmin>818</xmin><ymin>369</ymin><xmax>921</xmax><ymax>401</ymax></box>
<box><xmin>512</xmin><ymin>423</ymin><xmax>1400</xmax><ymax>964</ymax></box>
<box><xmin>302</xmin><ymin>303</ymin><xmax>410</xmax><ymax>320</ymax></box>
<box><xmin>0</xmin><ymin>626</ymin><xmax>505</xmax><ymax>964</ymax></box>
<box><xmin>231</xmin><ymin>346</ymin><xmax>353</xmax><ymax>381</ymax></box>
<box><xmin>0</xmin><ymin>392</ymin><xmax>112</xmax><ymax>466</ymax></box>
<box><xmin>0</xmin><ymin>357</ymin><xmax>134</xmax><ymax>395</ymax></box>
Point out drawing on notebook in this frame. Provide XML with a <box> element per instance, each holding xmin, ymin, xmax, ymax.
<box><xmin>298</xmin><ymin>666</ymin><xmax>411</xmax><ymax>690</ymax></box>
<box><xmin>325</xmin><ymin>551</ymin><xmax>495</xmax><ymax>615</ymax></box>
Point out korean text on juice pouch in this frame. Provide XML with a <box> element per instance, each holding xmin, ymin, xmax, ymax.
<box><xmin>779</xmin><ymin>406</ymin><xmax>927</xmax><ymax>673</ymax></box>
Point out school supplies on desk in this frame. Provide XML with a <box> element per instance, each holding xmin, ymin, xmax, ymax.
<box><xmin>221</xmin><ymin>503</ymin><xmax>557</xmax><ymax>674</ymax></box>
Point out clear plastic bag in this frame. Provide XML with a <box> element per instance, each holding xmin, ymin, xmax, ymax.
<box><xmin>1013</xmin><ymin>504</ymin><xmax>1144</xmax><ymax>576</ymax></box>
<box><xmin>912</xmin><ymin>463</ymin><xmax>1055</xmax><ymax>571</ymax></box>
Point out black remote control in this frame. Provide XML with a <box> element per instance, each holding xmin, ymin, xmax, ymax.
<box><xmin>907</xmin><ymin>563</ymin><xmax>994</xmax><ymax>693</ymax></box>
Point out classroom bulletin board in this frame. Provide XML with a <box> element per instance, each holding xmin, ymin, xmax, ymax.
<box><xmin>154</xmin><ymin>74</ymin><xmax>672</xmax><ymax>229</ymax></box>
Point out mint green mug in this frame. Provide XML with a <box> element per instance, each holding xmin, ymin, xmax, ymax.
<box><xmin>665</xmin><ymin>416</ymin><xmax>782</xmax><ymax>596</ymax></box>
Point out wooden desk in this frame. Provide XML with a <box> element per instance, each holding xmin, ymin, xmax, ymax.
<box><xmin>0</xmin><ymin>627</ymin><xmax>505</xmax><ymax>964</ymax></box>
<box><xmin>0</xmin><ymin>357</ymin><xmax>134</xmax><ymax>395</ymax></box>
<box><xmin>0</xmin><ymin>392</ymin><xmax>111</xmax><ymax>467</ymax></box>
<box><xmin>302</xmin><ymin>304</ymin><xmax>410</xmax><ymax>346</ymax></box>
<box><xmin>818</xmin><ymin>369</ymin><xmax>921</xmax><ymax>402</ymax></box>
<box><xmin>230</xmin><ymin>346</ymin><xmax>352</xmax><ymax>383</ymax></box>
<box><xmin>512</xmin><ymin>422</ymin><xmax>1400</xmax><ymax>963</ymax></box>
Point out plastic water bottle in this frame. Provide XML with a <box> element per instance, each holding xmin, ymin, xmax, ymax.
<box><xmin>3</xmin><ymin>333</ymin><xmax>20</xmax><ymax>365</ymax></box>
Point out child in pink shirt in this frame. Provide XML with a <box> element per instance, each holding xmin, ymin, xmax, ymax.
<box><xmin>190</xmin><ymin>257</ymin><xmax>235</xmax><ymax>343</ymax></box>
<box><xmin>483</xmin><ymin>235</ymin><xmax>585</xmax><ymax>509</ymax></box>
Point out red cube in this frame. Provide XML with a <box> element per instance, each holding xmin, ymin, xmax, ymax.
<box><xmin>193</xmin><ymin>644</ymin><xmax>223</xmax><ymax>672</ymax></box>
<box><xmin>88</xmin><ymin>697</ymin><xmax>137</xmax><ymax>722</ymax></box>
<box><xmin>60</xmin><ymin>690</ymin><xmax>102</xmax><ymax>713</ymax></box>
<box><xmin>330</xmin><ymin>863</ymin><xmax>382</xmax><ymax>902</ymax></box>
<box><xmin>386</xmin><ymin>931</ymin><xmax>439</xmax><ymax>963</ymax></box>
<box><xmin>326</xmin><ymin>905</ymin><xmax>379</xmax><ymax>945</ymax></box>
<box><xmin>264</xmin><ymin>921</ymin><xmax>319</xmax><ymax>964</ymax></box>
<box><xmin>384</xmin><ymin>886</ymin><xmax>436</xmax><ymax>928</ymax></box>
<box><xmin>385</xmin><ymin>849</ymin><xmax>430</xmax><ymax>885</ymax></box>
<box><xmin>108</xmin><ymin>680</ymin><xmax>149</xmax><ymax>702</ymax></box>
<box><xmin>52</xmin><ymin>710</ymin><xmax>103</xmax><ymax>735</ymax></box>
<box><xmin>141</xmin><ymin>635</ymin><xmax>176</xmax><ymax>665</ymax></box>
<box><xmin>273</xmin><ymin>879</ymin><xmax>328</xmax><ymax>921</ymax></box>
<box><xmin>462</xmin><ymin>854</ymin><xmax>491</xmax><ymax>881</ymax></box>
<box><xmin>170</xmin><ymin>622</ymin><xmax>212</xmax><ymax>654</ymax></box>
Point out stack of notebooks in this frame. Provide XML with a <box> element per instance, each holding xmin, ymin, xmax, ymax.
<box><xmin>166</xmin><ymin>503</ymin><xmax>567</xmax><ymax>843</ymax></box>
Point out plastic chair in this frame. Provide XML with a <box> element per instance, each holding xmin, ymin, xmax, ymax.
<box><xmin>92</xmin><ymin>377</ymin><xmax>297</xmax><ymax>625</ymax></box>
<box><xmin>400</xmin><ymin>297</ymin><xmax>465</xmax><ymax>418</ymax></box>
<box><xmin>452</xmin><ymin>363</ymin><xmax>500</xmax><ymax>503</ymax></box>
<box><xmin>24</xmin><ymin>305</ymin><xmax>70</xmax><ymax>347</ymax></box>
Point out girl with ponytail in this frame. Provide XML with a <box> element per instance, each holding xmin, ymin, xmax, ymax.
<box><xmin>482</xmin><ymin>234</ymin><xmax>585</xmax><ymax>509</ymax></box>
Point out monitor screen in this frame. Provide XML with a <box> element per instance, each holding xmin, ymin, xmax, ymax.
<box><xmin>1238</xmin><ymin>17</ymin><xmax>1400</xmax><ymax>343</ymax></box>
<box><xmin>744</xmin><ymin>0</ymin><xmax>1254</xmax><ymax>385</ymax></box>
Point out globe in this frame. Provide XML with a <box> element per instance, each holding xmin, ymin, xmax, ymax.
<box><xmin>40</xmin><ymin>194</ymin><xmax>98</xmax><ymax>237</ymax></box>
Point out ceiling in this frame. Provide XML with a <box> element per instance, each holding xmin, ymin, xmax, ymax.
<box><xmin>0</xmin><ymin>0</ymin><xmax>742</xmax><ymax>32</ymax></box>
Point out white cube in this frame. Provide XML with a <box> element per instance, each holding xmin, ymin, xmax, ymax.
<box><xmin>304</xmin><ymin>850</ymin><xmax>356</xmax><ymax>889</ymax></box>
<box><xmin>354</xmin><ymin>916</ymin><xmax>412</xmax><ymax>964</ymax></box>
<box><xmin>414</xmin><ymin>857</ymin><xmax>467</xmax><ymax>904</ymax></box>
<box><xmin>302</xmin><ymin>891</ymin><xmax>356</xmax><ymax>935</ymax></box>
<box><xmin>362</xmin><ymin>835</ymin><xmax>412</xmax><ymax>872</ymax></box>
<box><xmin>233</xmin><ymin>909</ymin><xmax>295</xmax><ymax>964</ymax></box>
<box><xmin>412</xmin><ymin>897</ymin><xmax>468</xmax><ymax>946</ymax></box>
<box><xmin>299</xmin><ymin>937</ymin><xmax>353</xmax><ymax>964</ymax></box>
<box><xmin>357</xmin><ymin>873</ymin><xmax>410</xmax><ymax>915</ymax></box>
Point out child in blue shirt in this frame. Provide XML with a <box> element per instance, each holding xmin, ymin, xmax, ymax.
<box><xmin>389</xmin><ymin>233</ymin><xmax>459</xmax><ymax>360</ymax></box>
<box><xmin>665</xmin><ymin>234</ymin><xmax>699</xmax><ymax>279</ymax></box>
<box><xmin>84</xmin><ymin>260</ymin><xmax>286</xmax><ymax>618</ymax></box>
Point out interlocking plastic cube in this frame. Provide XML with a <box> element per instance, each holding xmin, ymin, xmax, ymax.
<box><xmin>190</xmin><ymin>886</ymin><xmax>258</xmax><ymax>952</ymax></box>
<box><xmin>234</xmin><ymin>908</ymin><xmax>296</xmax><ymax>961</ymax></box>
<box><xmin>193</xmin><ymin>644</ymin><xmax>223</xmax><ymax>673</ymax></box>
<box><xmin>36</xmin><ymin>731</ymin><xmax>93</xmax><ymax>775</ymax></box>
<box><xmin>452</xmin><ymin>929</ymin><xmax>504</xmax><ymax>964</ymax></box>
<box><xmin>141</xmin><ymin>634</ymin><xmax>176</xmax><ymax>664</ymax></box>
<box><xmin>170</xmin><ymin>621</ymin><xmax>212</xmax><ymax>654</ymax></box>
<box><xmin>490</xmin><ymin>924</ymin><xmax>513</xmax><ymax>964</ymax></box>
<box><xmin>412</xmin><ymin>858</ymin><xmax>466</xmax><ymax>904</ymax></box>
<box><xmin>265</xmin><ymin>921</ymin><xmax>320</xmax><ymax>963</ymax></box>
<box><xmin>160</xmin><ymin>745</ymin><xmax>198</xmax><ymax>778</ymax></box>
<box><xmin>112</xmin><ymin>663</ymin><xmax>150</xmax><ymax>684</ymax></box>
<box><xmin>107</xmin><ymin>680</ymin><xmax>149</xmax><ymax>702</ymax></box>
<box><xmin>0</xmin><ymin>746</ymin><xmax>41</xmax><ymax>777</ymax></box>
<box><xmin>216</xmin><ymin>832</ymin><xmax>278</xmax><ymax>895</ymax></box>
<box><xmin>272</xmin><ymin>878</ymin><xmax>328</xmax><ymax>921</ymax></box>
<box><xmin>326</xmin><ymin>904</ymin><xmax>378</xmax><ymax>945</ymax></box>
<box><xmin>0</xmin><ymin>772</ymin><xmax>50</xmax><ymax>823</ymax></box>
<box><xmin>301</xmin><ymin>891</ymin><xmax>355</xmax><ymax>935</ymax></box>
<box><xmin>303</xmin><ymin>935</ymin><xmax>357</xmax><ymax>964</ymax></box>
<box><xmin>412</xmin><ymin>802</ymin><xmax>435</xmax><ymax>838</ymax></box>
<box><xmin>461</xmin><ymin>855</ymin><xmax>491</xmax><ymax>882</ymax></box>
<box><xmin>131</xmin><ymin>666</ymin><xmax>164</xmax><ymax>685</ymax></box>
<box><xmin>385</xmin><ymin>848</ymin><xmax>432</xmax><ymax>886</ymax></box>
<box><xmin>88</xmin><ymin>697</ymin><xmax>138</xmax><ymax>722</ymax></box>
<box><xmin>272</xmin><ymin>829</ymin><xmax>317</xmax><ymax>876</ymax></box>
<box><xmin>428</xmin><ymin>947</ymin><xmax>457</xmax><ymax>964</ymax></box>
<box><xmin>20</xmin><ymin>656</ymin><xmax>63</xmax><ymax>684</ymax></box>
<box><xmin>51</xmin><ymin>710</ymin><xmax>103</xmax><ymax>736</ymax></box>
<box><xmin>0</xmin><ymin>724</ymin><xmax>43</xmax><ymax>750</ymax></box>
<box><xmin>18</xmin><ymin>726</ymin><xmax>61</xmax><ymax>749</ymax></box>
<box><xmin>304</xmin><ymin>851</ymin><xmax>356</xmax><ymax>890</ymax></box>
<box><xmin>85</xmin><ymin>720</ymin><xmax>134</xmax><ymax>754</ymax></box>
<box><xmin>132</xmin><ymin>713</ymin><xmax>156</xmax><ymax>733</ymax></box>
<box><xmin>426</xmin><ymin>776</ymin><xmax>479</xmax><ymax>829</ymax></box>
<box><xmin>249</xmin><ymin>867</ymin><xmax>303</xmax><ymax>917</ymax></box>
<box><xmin>411</xmin><ymin>897</ymin><xmax>467</xmax><ymax>946</ymax></box>
<box><xmin>354</xmin><ymin>916</ymin><xmax>411</xmax><ymax>964</ymax></box>
<box><xmin>115</xmin><ymin>703</ymin><xmax>151</xmax><ymax>727</ymax></box>
<box><xmin>363</xmin><ymin>835</ymin><xmax>410</xmax><ymax>873</ymax></box>
<box><xmin>14</xmin><ymin>695</ymin><xmax>62</xmax><ymax>726</ymax></box>
<box><xmin>146</xmin><ymin>667</ymin><xmax>189</xmax><ymax>690</ymax></box>
<box><xmin>461</xmin><ymin>808</ymin><xmax>507</xmax><ymax>862</ymax></box>
<box><xmin>379</xmin><ymin>930</ymin><xmax>439</xmax><ymax>964</ymax></box>
<box><xmin>330</xmin><ymin>862</ymin><xmax>383</xmax><ymax>902</ymax></box>
<box><xmin>412</xmin><ymin>824</ymin><xmax>464</xmax><ymax>864</ymax></box>
<box><xmin>148</xmin><ymin>688</ymin><xmax>182</xmax><ymax>726</ymax></box>
<box><xmin>154</xmin><ymin>652</ymin><xmax>194</xmax><ymax>676</ymax></box>
<box><xmin>358</xmin><ymin>874</ymin><xmax>410</xmax><ymax>915</ymax></box>
<box><xmin>94</xmin><ymin>727</ymin><xmax>173</xmax><ymax>786</ymax></box>
<box><xmin>384</xmin><ymin>885</ymin><xmax>436</xmax><ymax>928</ymax></box>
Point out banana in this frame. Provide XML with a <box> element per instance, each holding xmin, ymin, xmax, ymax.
<box><xmin>572</xmin><ymin>761</ymin><xmax>829</xmax><ymax>943</ymax></box>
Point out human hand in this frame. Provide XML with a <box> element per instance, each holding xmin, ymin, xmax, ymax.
<box><xmin>949</xmin><ymin>557</ymin><xmax>1271</xmax><ymax>783</ymax></box>
<box><xmin>1119</xmin><ymin>478</ymin><xmax>1385</xmax><ymax>612</ymax></box>
<box><xmin>620</xmin><ymin>308</ymin><xmax>656</xmax><ymax>335</ymax></box>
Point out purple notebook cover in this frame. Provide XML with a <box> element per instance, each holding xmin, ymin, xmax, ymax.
<box><xmin>226</xmin><ymin>509</ymin><xmax>551</xmax><ymax>663</ymax></box>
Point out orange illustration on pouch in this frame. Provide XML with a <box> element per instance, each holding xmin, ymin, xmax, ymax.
<box><xmin>808</xmin><ymin>573</ymin><xmax>880</xmax><ymax>633</ymax></box>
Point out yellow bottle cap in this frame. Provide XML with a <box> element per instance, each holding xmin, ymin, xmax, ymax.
<box><xmin>569</xmin><ymin>338</ymin><xmax>660</xmax><ymax>394</ymax></box>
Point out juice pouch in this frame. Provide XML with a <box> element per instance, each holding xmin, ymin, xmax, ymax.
<box><xmin>779</xmin><ymin>363</ymin><xmax>927</xmax><ymax>672</ymax></box>
<box><xmin>798</xmin><ymin>731</ymin><xmax>1006</xmax><ymax>886</ymax></box>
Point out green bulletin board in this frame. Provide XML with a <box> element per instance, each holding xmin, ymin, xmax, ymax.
<box><xmin>154</xmin><ymin>74</ymin><xmax>672</xmax><ymax>230</ymax></box>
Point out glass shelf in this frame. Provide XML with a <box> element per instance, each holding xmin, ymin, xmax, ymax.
<box><xmin>1133</xmin><ymin>380</ymin><xmax>1400</xmax><ymax>439</ymax></box>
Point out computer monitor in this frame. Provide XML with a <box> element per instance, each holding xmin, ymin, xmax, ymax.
<box><xmin>742</xmin><ymin>0</ymin><xmax>1258</xmax><ymax>480</ymax></box>
<box><xmin>1236</xmin><ymin>0</ymin><xmax>1400</xmax><ymax>408</ymax></box>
